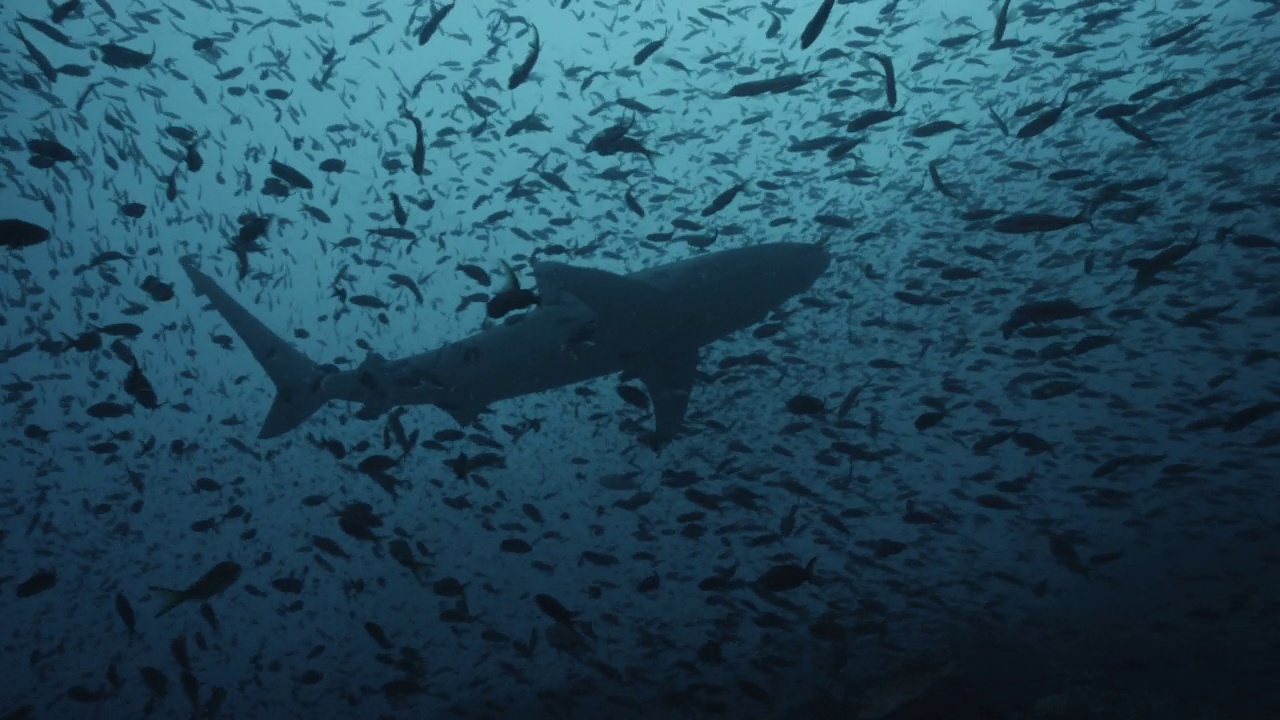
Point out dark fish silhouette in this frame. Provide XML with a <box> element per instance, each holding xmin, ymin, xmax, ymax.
<box><xmin>99</xmin><ymin>42</ymin><xmax>154</xmax><ymax>69</ymax></box>
<box><xmin>0</xmin><ymin>219</ymin><xmax>51</xmax><ymax>249</ymax></box>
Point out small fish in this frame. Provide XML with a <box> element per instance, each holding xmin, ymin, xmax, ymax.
<box><xmin>364</xmin><ymin>621</ymin><xmax>393</xmax><ymax>649</ymax></box>
<box><xmin>701</xmin><ymin>181</ymin><xmax>745</xmax><ymax>217</ymax></box>
<box><xmin>624</xmin><ymin>187</ymin><xmax>645</xmax><ymax>217</ymax></box>
<box><xmin>847</xmin><ymin>108</ymin><xmax>902</xmax><ymax>132</ymax></box>
<box><xmin>0</xmin><ymin>219</ymin><xmax>51</xmax><ymax>249</ymax></box>
<box><xmin>1047</xmin><ymin>533</ymin><xmax>1089</xmax><ymax>576</ymax></box>
<box><xmin>149</xmin><ymin>561</ymin><xmax>242</xmax><ymax>616</ymax></box>
<box><xmin>633</xmin><ymin>29</ymin><xmax>669</xmax><ymax>65</ymax></box>
<box><xmin>800</xmin><ymin>0</ymin><xmax>838</xmax><ymax>50</ymax></box>
<box><xmin>348</xmin><ymin>23</ymin><xmax>385</xmax><ymax>46</ymax></box>
<box><xmin>1016</xmin><ymin>95</ymin><xmax>1070</xmax><ymax>139</ymax></box>
<box><xmin>269</xmin><ymin>160</ymin><xmax>313</xmax><ymax>190</ymax></box>
<box><xmin>387</xmin><ymin>539</ymin><xmax>430</xmax><ymax>582</ymax></box>
<box><xmin>400</xmin><ymin>109</ymin><xmax>426</xmax><ymax>176</ymax></box>
<box><xmin>1001</xmin><ymin>298</ymin><xmax>1094</xmax><ymax>339</ymax></box>
<box><xmin>1149</xmin><ymin>15</ymin><xmax>1209</xmax><ymax>48</ymax></box>
<box><xmin>16</xmin><ymin>569</ymin><xmax>57</xmax><ymax>597</ymax></box>
<box><xmin>786</xmin><ymin>394</ymin><xmax>825</xmax><ymax>415</ymax></box>
<box><xmin>124</xmin><ymin>363</ymin><xmax>159</xmax><ymax>409</ymax></box>
<box><xmin>270</xmin><ymin>577</ymin><xmax>303</xmax><ymax>594</ymax></box>
<box><xmin>992</xmin><ymin>0</ymin><xmax>1014</xmax><ymax>47</ymax></box>
<box><xmin>927</xmin><ymin>160</ymin><xmax>958</xmax><ymax>199</ymax></box>
<box><xmin>99</xmin><ymin>42</ymin><xmax>154</xmax><ymax>69</ymax></box>
<box><xmin>865</xmin><ymin>52</ymin><xmax>896</xmax><ymax>107</ymax></box>
<box><xmin>27</xmin><ymin>138</ymin><xmax>74</xmax><ymax>160</ymax></box>
<box><xmin>835</xmin><ymin>380</ymin><xmax>872</xmax><ymax>419</ymax></box>
<box><xmin>457</xmin><ymin>263</ymin><xmax>491</xmax><ymax>287</ymax></box>
<box><xmin>14</xmin><ymin>27</ymin><xmax>60</xmax><ymax>82</ymax></box>
<box><xmin>992</xmin><ymin>210</ymin><xmax>1088</xmax><ymax>235</ymax></box>
<box><xmin>912</xmin><ymin>119</ymin><xmax>965</xmax><ymax>137</ymax></box>
<box><xmin>508</xmin><ymin>24</ymin><xmax>540</xmax><ymax>90</ymax></box>
<box><xmin>1222</xmin><ymin>401</ymin><xmax>1280</xmax><ymax>433</ymax></box>
<box><xmin>486</xmin><ymin>263</ymin><xmax>538</xmax><ymax>319</ymax></box>
<box><xmin>417</xmin><ymin>1</ymin><xmax>455</xmax><ymax>46</ymax></box>
<box><xmin>726</xmin><ymin>72</ymin><xmax>820</xmax><ymax>97</ymax></box>
<box><xmin>534</xmin><ymin>593</ymin><xmax>578</xmax><ymax>625</ymax></box>
<box><xmin>914</xmin><ymin>410</ymin><xmax>945</xmax><ymax>431</ymax></box>
<box><xmin>87</xmin><ymin>401</ymin><xmax>132</xmax><ymax>419</ymax></box>
<box><xmin>754</xmin><ymin>558</ymin><xmax>816</xmax><ymax>592</ymax></box>
<box><xmin>1111</xmin><ymin>116</ymin><xmax>1157</xmax><ymax>144</ymax></box>
<box><xmin>985</xmin><ymin>101</ymin><xmax>1009</xmax><ymax>136</ymax></box>
<box><xmin>616</xmin><ymin>385</ymin><xmax>649</xmax><ymax>410</ymax></box>
<box><xmin>389</xmin><ymin>273</ymin><xmax>424</xmax><ymax>305</ymax></box>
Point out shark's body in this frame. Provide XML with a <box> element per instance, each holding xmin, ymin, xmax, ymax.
<box><xmin>180</xmin><ymin>242</ymin><xmax>829</xmax><ymax>445</ymax></box>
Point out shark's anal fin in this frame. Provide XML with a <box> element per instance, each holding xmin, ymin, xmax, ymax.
<box><xmin>638</xmin><ymin>347</ymin><xmax>699</xmax><ymax>449</ymax></box>
<box><xmin>180</xmin><ymin>259</ymin><xmax>329</xmax><ymax>439</ymax></box>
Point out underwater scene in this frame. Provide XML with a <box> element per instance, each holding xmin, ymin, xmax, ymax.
<box><xmin>2</xmin><ymin>0</ymin><xmax>1279</xmax><ymax>718</ymax></box>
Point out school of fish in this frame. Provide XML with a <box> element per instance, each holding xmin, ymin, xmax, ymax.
<box><xmin>2</xmin><ymin>0</ymin><xmax>1279</xmax><ymax>719</ymax></box>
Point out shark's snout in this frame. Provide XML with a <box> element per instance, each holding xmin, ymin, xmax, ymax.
<box><xmin>795</xmin><ymin>243</ymin><xmax>831</xmax><ymax>285</ymax></box>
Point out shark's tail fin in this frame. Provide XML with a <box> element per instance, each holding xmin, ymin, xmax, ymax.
<box><xmin>180</xmin><ymin>259</ymin><xmax>330</xmax><ymax>439</ymax></box>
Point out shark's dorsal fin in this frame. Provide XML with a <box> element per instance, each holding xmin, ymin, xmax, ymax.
<box><xmin>637</xmin><ymin>346</ymin><xmax>699</xmax><ymax>448</ymax></box>
<box><xmin>530</xmin><ymin>261</ymin><xmax>577</xmax><ymax>306</ymax></box>
<box><xmin>533</xmin><ymin>261</ymin><xmax>671</xmax><ymax>320</ymax></box>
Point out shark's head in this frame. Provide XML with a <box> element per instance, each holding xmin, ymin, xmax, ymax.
<box><xmin>742</xmin><ymin>242</ymin><xmax>831</xmax><ymax>303</ymax></box>
<box><xmin>787</xmin><ymin>242</ymin><xmax>832</xmax><ymax>290</ymax></box>
<box><xmin>634</xmin><ymin>242</ymin><xmax>832</xmax><ymax>348</ymax></box>
<box><xmin>620</xmin><ymin>241</ymin><xmax>832</xmax><ymax>310</ymax></box>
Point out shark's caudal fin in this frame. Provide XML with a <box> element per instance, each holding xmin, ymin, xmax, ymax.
<box><xmin>180</xmin><ymin>259</ymin><xmax>330</xmax><ymax>439</ymax></box>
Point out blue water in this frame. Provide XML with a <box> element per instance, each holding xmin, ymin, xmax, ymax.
<box><xmin>2</xmin><ymin>1</ymin><xmax>1279</xmax><ymax>719</ymax></box>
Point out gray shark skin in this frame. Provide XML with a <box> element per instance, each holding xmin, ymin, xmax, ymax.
<box><xmin>180</xmin><ymin>242</ymin><xmax>829</xmax><ymax>446</ymax></box>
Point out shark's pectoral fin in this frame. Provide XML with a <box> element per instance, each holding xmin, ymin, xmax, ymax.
<box><xmin>638</xmin><ymin>346</ymin><xmax>699</xmax><ymax>448</ymax></box>
<box><xmin>536</xmin><ymin>260</ymin><xmax>696</xmax><ymax>447</ymax></box>
<box><xmin>440</xmin><ymin>401</ymin><xmax>482</xmax><ymax>428</ymax></box>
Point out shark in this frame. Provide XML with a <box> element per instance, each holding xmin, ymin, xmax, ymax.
<box><xmin>179</xmin><ymin>242</ymin><xmax>830</xmax><ymax>446</ymax></box>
